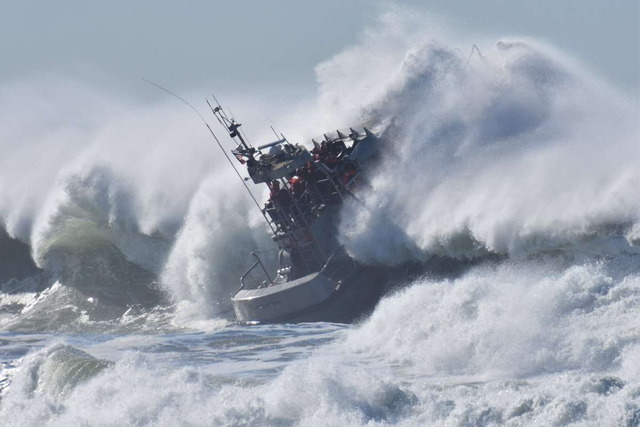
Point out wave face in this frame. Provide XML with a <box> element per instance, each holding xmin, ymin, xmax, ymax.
<box><xmin>1</xmin><ymin>24</ymin><xmax>639</xmax><ymax>329</ymax></box>
<box><xmin>331</xmin><ymin>37</ymin><xmax>639</xmax><ymax>264</ymax></box>
<box><xmin>0</xmin><ymin>78</ymin><xmax>276</xmax><ymax>330</ymax></box>
<box><xmin>1</xmin><ymin>8</ymin><xmax>639</xmax><ymax>426</ymax></box>
<box><xmin>2</xmin><ymin>256</ymin><xmax>639</xmax><ymax>426</ymax></box>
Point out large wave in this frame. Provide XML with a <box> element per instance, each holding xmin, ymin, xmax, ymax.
<box><xmin>2</xmin><ymin>256</ymin><xmax>638</xmax><ymax>425</ymax></box>
<box><xmin>0</xmin><ymin>77</ymin><xmax>287</xmax><ymax>330</ymax></box>
<box><xmin>2</xmin><ymin>8</ymin><xmax>640</xmax><ymax>424</ymax></box>
<box><xmin>0</xmin><ymin>9</ymin><xmax>638</xmax><ymax>329</ymax></box>
<box><xmin>329</xmin><ymin>36</ymin><xmax>639</xmax><ymax>263</ymax></box>
<box><xmin>0</xmin><ymin>78</ymin><xmax>235</xmax><ymax>330</ymax></box>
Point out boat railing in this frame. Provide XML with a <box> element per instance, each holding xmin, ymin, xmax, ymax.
<box><xmin>238</xmin><ymin>252</ymin><xmax>273</xmax><ymax>294</ymax></box>
<box><xmin>309</xmin><ymin>168</ymin><xmax>345</xmax><ymax>205</ymax></box>
<box><xmin>319</xmin><ymin>247</ymin><xmax>357</xmax><ymax>282</ymax></box>
<box><xmin>308</xmin><ymin>124</ymin><xmax>377</xmax><ymax>148</ymax></box>
<box><xmin>263</xmin><ymin>168</ymin><xmax>345</xmax><ymax>236</ymax></box>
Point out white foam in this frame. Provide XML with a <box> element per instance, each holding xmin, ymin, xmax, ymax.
<box><xmin>319</xmin><ymin>30</ymin><xmax>640</xmax><ymax>263</ymax></box>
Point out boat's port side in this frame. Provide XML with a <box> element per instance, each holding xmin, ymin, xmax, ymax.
<box><xmin>210</xmin><ymin>101</ymin><xmax>387</xmax><ymax>324</ymax></box>
<box><xmin>232</xmin><ymin>272</ymin><xmax>339</xmax><ymax>323</ymax></box>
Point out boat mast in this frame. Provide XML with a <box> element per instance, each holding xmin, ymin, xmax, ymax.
<box><xmin>208</xmin><ymin>97</ymin><xmax>252</xmax><ymax>155</ymax></box>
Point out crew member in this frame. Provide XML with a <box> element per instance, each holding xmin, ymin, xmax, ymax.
<box><xmin>269</xmin><ymin>180</ymin><xmax>292</xmax><ymax>208</ymax></box>
<box><xmin>289</xmin><ymin>176</ymin><xmax>306</xmax><ymax>198</ymax></box>
<box><xmin>341</xmin><ymin>162</ymin><xmax>358</xmax><ymax>187</ymax></box>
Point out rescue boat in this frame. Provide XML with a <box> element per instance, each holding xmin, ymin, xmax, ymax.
<box><xmin>211</xmin><ymin>102</ymin><xmax>387</xmax><ymax>324</ymax></box>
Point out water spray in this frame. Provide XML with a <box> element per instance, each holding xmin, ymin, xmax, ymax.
<box><xmin>141</xmin><ymin>79</ymin><xmax>268</xmax><ymax>227</ymax></box>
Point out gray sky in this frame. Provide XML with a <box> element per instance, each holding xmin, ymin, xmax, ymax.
<box><xmin>1</xmin><ymin>0</ymin><xmax>638</xmax><ymax>96</ymax></box>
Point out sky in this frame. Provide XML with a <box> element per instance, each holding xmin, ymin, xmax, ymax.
<box><xmin>0</xmin><ymin>0</ymin><xmax>638</xmax><ymax>98</ymax></box>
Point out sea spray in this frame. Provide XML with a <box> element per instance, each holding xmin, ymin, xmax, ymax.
<box><xmin>161</xmin><ymin>174</ymin><xmax>275</xmax><ymax>321</ymax></box>
<box><xmin>0</xmin><ymin>33</ymin><xmax>637</xmax><ymax>329</ymax></box>
<box><xmin>333</xmin><ymin>38</ymin><xmax>640</xmax><ymax>264</ymax></box>
<box><xmin>0</xmin><ymin>78</ymin><xmax>273</xmax><ymax>327</ymax></box>
<box><xmin>344</xmin><ymin>257</ymin><xmax>640</xmax><ymax>376</ymax></box>
<box><xmin>2</xmin><ymin>259</ymin><xmax>639</xmax><ymax>427</ymax></box>
<box><xmin>0</xmin><ymin>14</ymin><xmax>638</xmax><ymax>426</ymax></box>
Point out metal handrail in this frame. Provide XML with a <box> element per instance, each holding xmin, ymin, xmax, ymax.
<box><xmin>319</xmin><ymin>248</ymin><xmax>342</xmax><ymax>273</ymax></box>
<box><xmin>319</xmin><ymin>246</ymin><xmax>356</xmax><ymax>281</ymax></box>
<box><xmin>237</xmin><ymin>252</ymin><xmax>274</xmax><ymax>295</ymax></box>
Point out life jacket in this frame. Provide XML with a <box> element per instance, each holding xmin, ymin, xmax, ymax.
<box><xmin>342</xmin><ymin>168</ymin><xmax>357</xmax><ymax>185</ymax></box>
<box><xmin>324</xmin><ymin>155</ymin><xmax>339</xmax><ymax>166</ymax></box>
<box><xmin>289</xmin><ymin>176</ymin><xmax>305</xmax><ymax>197</ymax></box>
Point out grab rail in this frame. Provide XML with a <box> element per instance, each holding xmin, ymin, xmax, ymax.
<box><xmin>319</xmin><ymin>246</ymin><xmax>357</xmax><ymax>281</ymax></box>
<box><xmin>237</xmin><ymin>252</ymin><xmax>273</xmax><ymax>295</ymax></box>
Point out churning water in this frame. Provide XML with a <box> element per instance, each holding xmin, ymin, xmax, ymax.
<box><xmin>1</xmin><ymin>11</ymin><xmax>639</xmax><ymax>426</ymax></box>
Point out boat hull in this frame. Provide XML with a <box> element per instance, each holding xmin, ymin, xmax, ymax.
<box><xmin>232</xmin><ymin>266</ymin><xmax>386</xmax><ymax>324</ymax></box>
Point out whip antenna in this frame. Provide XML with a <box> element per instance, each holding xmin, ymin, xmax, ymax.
<box><xmin>142</xmin><ymin>79</ymin><xmax>266</xmax><ymax>218</ymax></box>
<box><xmin>266</xmin><ymin>115</ymin><xmax>282</xmax><ymax>140</ymax></box>
<box><xmin>142</xmin><ymin>78</ymin><xmax>208</xmax><ymax>124</ymax></box>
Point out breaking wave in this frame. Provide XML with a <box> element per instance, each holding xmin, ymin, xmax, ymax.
<box><xmin>0</xmin><ymin>9</ymin><xmax>638</xmax><ymax>330</ymax></box>
<box><xmin>2</xmin><ymin>255</ymin><xmax>639</xmax><ymax>425</ymax></box>
<box><xmin>333</xmin><ymin>37</ymin><xmax>639</xmax><ymax>264</ymax></box>
<box><xmin>0</xmin><ymin>78</ymin><xmax>233</xmax><ymax>330</ymax></box>
<box><xmin>1</xmin><ymin>8</ymin><xmax>640</xmax><ymax>426</ymax></box>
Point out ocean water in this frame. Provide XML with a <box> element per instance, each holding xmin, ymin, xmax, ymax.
<box><xmin>1</xmin><ymin>12</ymin><xmax>639</xmax><ymax>426</ymax></box>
